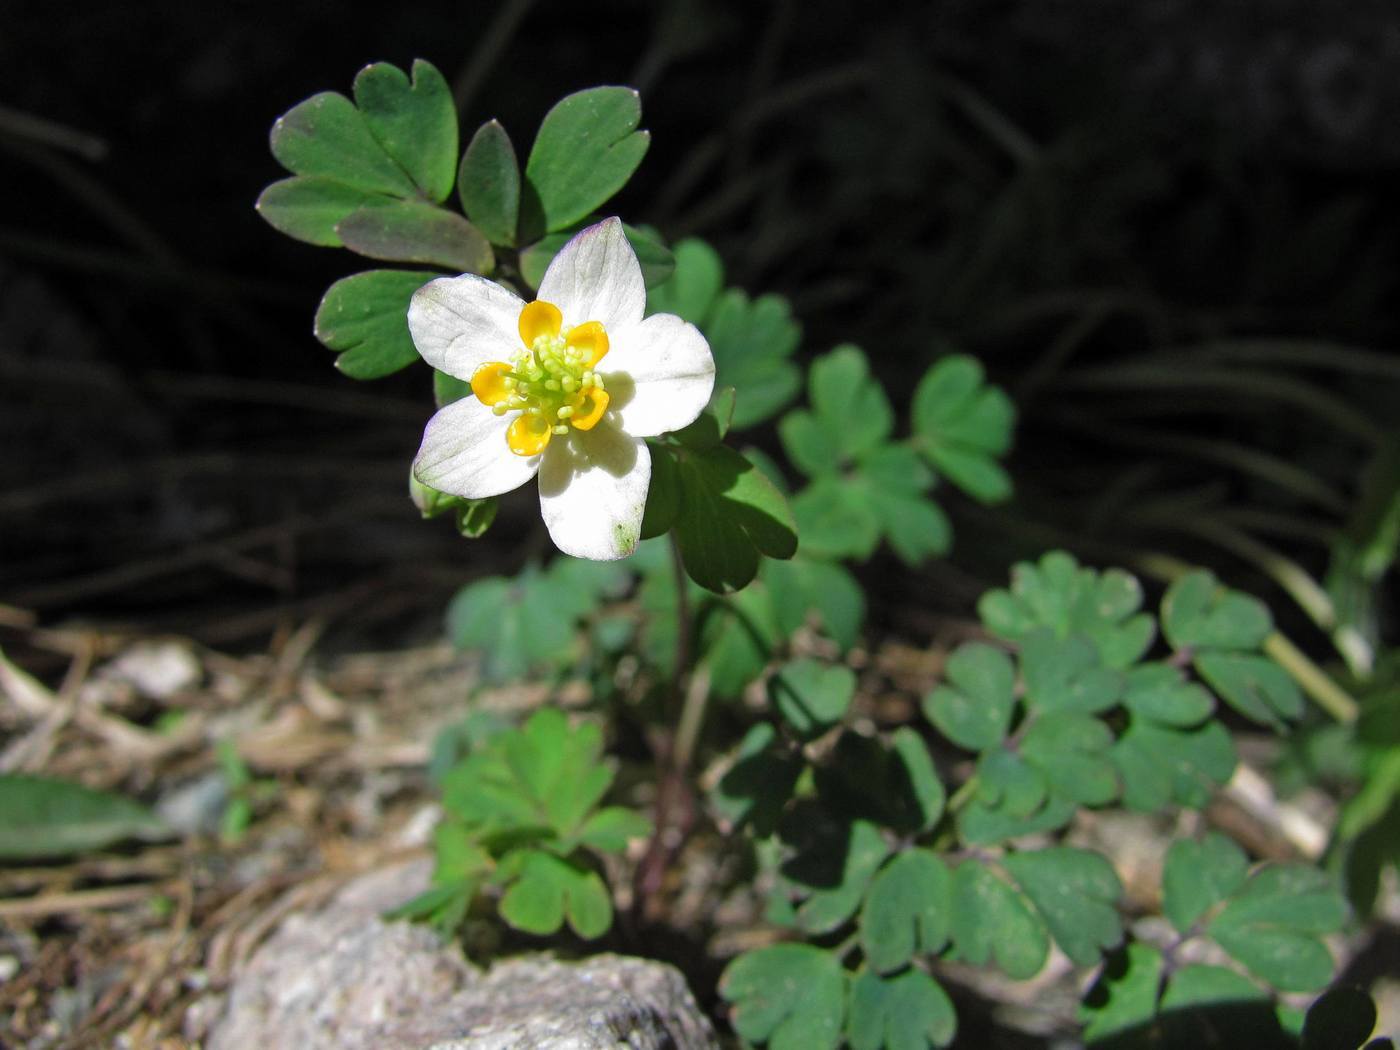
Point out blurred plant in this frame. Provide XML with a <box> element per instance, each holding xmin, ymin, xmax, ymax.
<box><xmin>215</xmin><ymin>740</ymin><xmax>278</xmax><ymax>845</ymax></box>
<box><xmin>256</xmin><ymin>61</ymin><xmax>1385</xmax><ymax>1049</ymax></box>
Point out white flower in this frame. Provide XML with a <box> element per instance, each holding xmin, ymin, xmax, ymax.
<box><xmin>409</xmin><ymin>217</ymin><xmax>716</xmax><ymax>560</ymax></box>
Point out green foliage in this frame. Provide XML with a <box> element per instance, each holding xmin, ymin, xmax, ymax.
<box><xmin>778</xmin><ymin>346</ymin><xmax>963</xmax><ymax>569</ymax></box>
<box><xmin>0</xmin><ymin>774</ymin><xmax>169</xmax><ymax>859</ymax></box>
<box><xmin>652</xmin><ymin>430</ymin><xmax>798</xmax><ymax>594</ymax></box>
<box><xmin>457</xmin><ymin>119</ymin><xmax>520</xmax><ymax>247</ymax></box>
<box><xmin>647</xmin><ymin>239</ymin><xmax>802</xmax><ymax>429</ymax></box>
<box><xmin>446</xmin><ymin>558</ymin><xmax>628</xmax><ymax>683</ymax></box>
<box><xmin>910</xmin><ymin>354</ymin><xmax>1015</xmax><ymax>504</ymax></box>
<box><xmin>314</xmin><ymin>269</ymin><xmax>439</xmax><ymax>379</ymax></box>
<box><xmin>390</xmin><ymin>709</ymin><xmax>647</xmax><ymax>940</ymax></box>
<box><xmin>520</xmin><ymin>87</ymin><xmax>650</xmax><ymax>241</ymax></box>
<box><xmin>215</xmin><ymin>741</ymin><xmax>278</xmax><ymax>845</ymax></box>
<box><xmin>847</xmin><ymin>968</ymin><xmax>957</xmax><ymax>1050</ymax></box>
<box><xmin>721</xmin><ymin>943</ymin><xmax>846</xmax><ymax>1050</ymax></box>
<box><xmin>771</xmin><ymin>658</ymin><xmax>856</xmax><ymax>737</ymax></box>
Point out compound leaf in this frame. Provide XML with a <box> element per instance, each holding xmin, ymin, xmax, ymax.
<box><xmin>1004</xmin><ymin>847</ymin><xmax>1124</xmax><ymax>966</ymax></box>
<box><xmin>457</xmin><ymin>118</ymin><xmax>521</xmax><ymax>246</ymax></box>
<box><xmin>336</xmin><ymin>200</ymin><xmax>492</xmax><ymax>273</ymax></box>
<box><xmin>922</xmin><ymin>642</ymin><xmax>1015</xmax><ymax>751</ymax></box>
<box><xmin>860</xmin><ymin>849</ymin><xmax>952</xmax><ymax>973</ymax></box>
<box><xmin>314</xmin><ymin>269</ymin><xmax>437</xmax><ymax>379</ymax></box>
<box><xmin>848</xmin><ymin>968</ymin><xmax>957</xmax><ymax>1050</ymax></box>
<box><xmin>911</xmin><ymin>354</ymin><xmax>1015</xmax><ymax>503</ymax></box>
<box><xmin>949</xmin><ymin>859</ymin><xmax>1048</xmax><ymax>979</ymax></box>
<box><xmin>772</xmin><ymin>658</ymin><xmax>856</xmax><ymax>737</ymax></box>
<box><xmin>352</xmin><ymin>59</ymin><xmax>457</xmax><ymax>201</ymax></box>
<box><xmin>1162</xmin><ymin>831</ymin><xmax>1250</xmax><ymax>935</ymax></box>
<box><xmin>721</xmin><ymin>944</ymin><xmax>845</xmax><ymax>1050</ymax></box>
<box><xmin>522</xmin><ymin>86</ymin><xmax>649</xmax><ymax>238</ymax></box>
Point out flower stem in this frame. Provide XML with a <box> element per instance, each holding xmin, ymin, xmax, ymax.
<box><xmin>634</xmin><ymin>536</ymin><xmax>709</xmax><ymax>921</ymax></box>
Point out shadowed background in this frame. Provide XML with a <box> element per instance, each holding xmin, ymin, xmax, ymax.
<box><xmin>4</xmin><ymin>0</ymin><xmax>1397</xmax><ymax>653</ymax></box>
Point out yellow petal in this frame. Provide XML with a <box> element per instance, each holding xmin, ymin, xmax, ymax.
<box><xmin>564</xmin><ymin>321</ymin><xmax>609</xmax><ymax>367</ymax></box>
<box><xmin>507</xmin><ymin>414</ymin><xmax>553</xmax><ymax>455</ymax></box>
<box><xmin>569</xmin><ymin>389</ymin><xmax>610</xmax><ymax>431</ymax></box>
<box><xmin>518</xmin><ymin>300</ymin><xmax>562</xmax><ymax>347</ymax></box>
<box><xmin>470</xmin><ymin>362</ymin><xmax>513</xmax><ymax>406</ymax></box>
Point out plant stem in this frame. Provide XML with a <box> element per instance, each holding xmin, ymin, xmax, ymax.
<box><xmin>634</xmin><ymin>536</ymin><xmax>709</xmax><ymax>921</ymax></box>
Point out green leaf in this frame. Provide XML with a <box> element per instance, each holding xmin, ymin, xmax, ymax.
<box><xmin>1020</xmin><ymin>712</ymin><xmax>1118</xmax><ymax>806</ymax></box>
<box><xmin>575</xmin><ymin>806</ymin><xmax>651</xmax><ymax>853</ymax></box>
<box><xmin>922</xmin><ymin>642</ymin><xmax>1016</xmax><ymax>751</ymax></box>
<box><xmin>1196</xmin><ymin>651</ymin><xmax>1303</xmax><ymax>727</ymax></box>
<box><xmin>860</xmin><ymin>850</ymin><xmax>952</xmax><ymax>973</ymax></box>
<box><xmin>352</xmin><ymin>59</ymin><xmax>457</xmax><ymax>202</ymax></box>
<box><xmin>1161</xmin><ymin>571</ymin><xmax>1273</xmax><ymax>651</ymax></box>
<box><xmin>383</xmin><ymin>879</ymin><xmax>476</xmax><ymax>934</ymax></box>
<box><xmin>867</xmin><ymin>486</ymin><xmax>952</xmax><ymax>567</ymax></box>
<box><xmin>314</xmin><ymin>269</ymin><xmax>435</xmax><ymax>379</ymax></box>
<box><xmin>848</xmin><ymin>968</ymin><xmax>957</xmax><ymax>1050</ymax></box>
<box><xmin>521</xmin><ymin>86</ymin><xmax>650</xmax><ymax>238</ymax></box>
<box><xmin>0</xmin><ymin>774</ymin><xmax>169</xmax><ymax>859</ymax></box>
<box><xmin>497</xmin><ymin>849</ymin><xmax>613</xmax><ymax>938</ymax></box>
<box><xmin>1080</xmin><ymin>943</ymin><xmax>1164</xmax><ymax>1045</ymax></box>
<box><xmin>779</xmin><ymin>410</ymin><xmax>843</xmax><ymax>478</ymax></box>
<box><xmin>457</xmin><ymin>119</ymin><xmax>521</xmax><ymax>246</ymax></box>
<box><xmin>336</xmin><ymin>201</ymin><xmax>492</xmax><ymax>273</ymax></box>
<box><xmin>949</xmin><ymin>859</ymin><xmax>1049</xmax><ymax>979</ymax></box>
<box><xmin>763</xmin><ymin>555</ymin><xmax>866</xmax><ymax>652</ymax></box>
<box><xmin>1159</xmin><ymin>963</ymin><xmax>1268</xmax><ymax>1011</ymax></box>
<box><xmin>255</xmin><ymin>176</ymin><xmax>385</xmax><ymax>247</ymax></box>
<box><xmin>270</xmin><ymin>90</ymin><xmax>419</xmax><ymax>197</ymax></box>
<box><xmin>640</xmin><ymin>442</ymin><xmax>681</xmax><ymax>539</ymax></box>
<box><xmin>977</xmin><ymin>552</ymin><xmax>1155</xmax><ymax>669</ymax></box>
<box><xmin>720</xmin><ymin>944</ymin><xmax>845</xmax><ymax>1050</ymax></box>
<box><xmin>711</xmin><ymin>722</ymin><xmax>802</xmax><ymax>836</ymax></box>
<box><xmin>1207</xmin><ymin>864</ymin><xmax>1348</xmax><ymax>991</ymax></box>
<box><xmin>646</xmin><ymin>238</ymin><xmax>723</xmax><ymax>323</ymax></box>
<box><xmin>1112</xmin><ymin>719</ymin><xmax>1236</xmax><ymax>812</ymax></box>
<box><xmin>911</xmin><ymin>354</ymin><xmax>1015</xmax><ymax>503</ymax></box>
<box><xmin>704</xmin><ymin>289</ymin><xmax>803</xmax><ymax>429</ymax></box>
<box><xmin>791</xmin><ymin>478</ymin><xmax>883</xmax><ymax>561</ymax></box>
<box><xmin>785</xmin><ymin>818</ymin><xmax>889</xmax><ymax>935</ymax></box>
<box><xmin>958</xmin><ymin>792</ymin><xmax>1077</xmax><ymax>846</ymax></box>
<box><xmin>445</xmin><ymin>559</ymin><xmax>625</xmax><ymax>682</ymax></box>
<box><xmin>1003</xmin><ymin>847</ymin><xmax>1123</xmax><ymax>965</ymax></box>
<box><xmin>1122</xmin><ymin>663</ymin><xmax>1215</xmax><ymax>726</ymax></box>
<box><xmin>1021</xmin><ymin>630</ymin><xmax>1123</xmax><ymax>715</ymax></box>
<box><xmin>974</xmin><ymin>747</ymin><xmax>1047</xmax><ymax>818</ymax></box>
<box><xmin>771</xmin><ymin>658</ymin><xmax>856</xmax><ymax>737</ymax></box>
<box><xmin>674</xmin><ymin>445</ymin><xmax>797</xmax><ymax>593</ymax></box>
<box><xmin>889</xmin><ymin>728</ymin><xmax>946</xmax><ymax>831</ymax></box>
<box><xmin>781</xmin><ymin>347</ymin><xmax>893</xmax><ymax>475</ymax></box>
<box><xmin>700</xmin><ymin>580</ymin><xmax>782</xmax><ymax>698</ymax></box>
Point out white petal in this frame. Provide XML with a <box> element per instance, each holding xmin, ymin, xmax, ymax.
<box><xmin>413</xmin><ymin>397</ymin><xmax>540</xmax><ymax>499</ymax></box>
<box><xmin>536</xmin><ymin>217</ymin><xmax>645</xmax><ymax>332</ymax></box>
<box><xmin>603</xmin><ymin>313</ymin><xmax>716</xmax><ymax>437</ymax></box>
<box><xmin>537</xmin><ymin>424</ymin><xmax>650</xmax><ymax>560</ymax></box>
<box><xmin>407</xmin><ymin>274</ymin><xmax>524</xmax><ymax>380</ymax></box>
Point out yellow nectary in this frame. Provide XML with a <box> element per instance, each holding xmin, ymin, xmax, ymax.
<box><xmin>470</xmin><ymin>299</ymin><xmax>613</xmax><ymax>456</ymax></box>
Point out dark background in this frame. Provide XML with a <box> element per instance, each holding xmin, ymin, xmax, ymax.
<box><xmin>4</xmin><ymin>0</ymin><xmax>1398</xmax><ymax>651</ymax></box>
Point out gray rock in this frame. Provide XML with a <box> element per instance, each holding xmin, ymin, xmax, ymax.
<box><xmin>203</xmin><ymin>859</ymin><xmax>717</xmax><ymax>1050</ymax></box>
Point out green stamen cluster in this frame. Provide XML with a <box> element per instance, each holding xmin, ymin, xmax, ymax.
<box><xmin>492</xmin><ymin>334</ymin><xmax>606</xmax><ymax>435</ymax></box>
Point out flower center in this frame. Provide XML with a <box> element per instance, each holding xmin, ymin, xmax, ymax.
<box><xmin>470</xmin><ymin>300</ymin><xmax>611</xmax><ymax>456</ymax></box>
